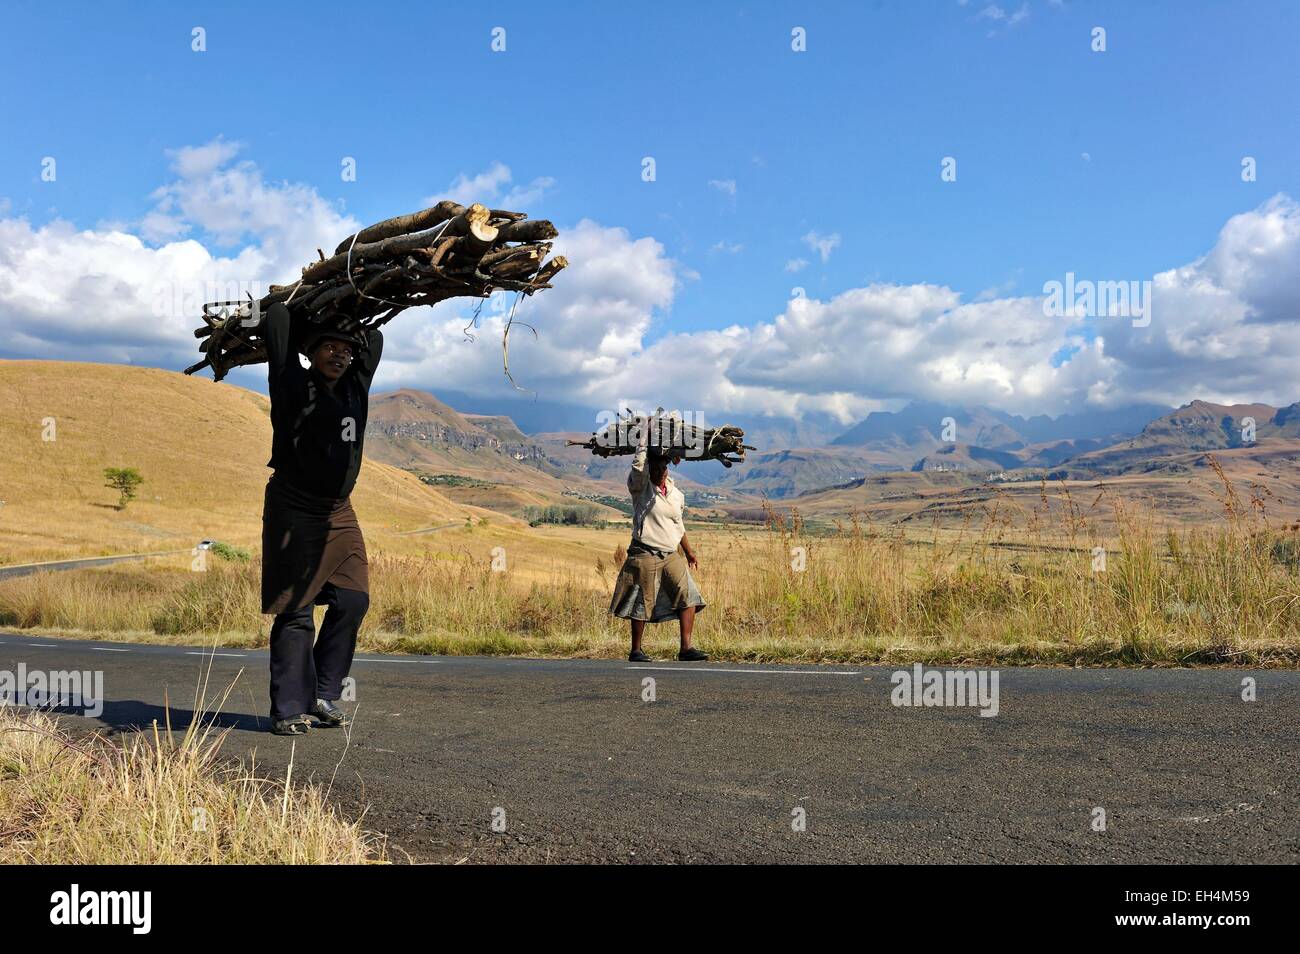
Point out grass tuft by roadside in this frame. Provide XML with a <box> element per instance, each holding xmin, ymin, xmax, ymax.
<box><xmin>0</xmin><ymin>704</ymin><xmax>386</xmax><ymax>864</ymax></box>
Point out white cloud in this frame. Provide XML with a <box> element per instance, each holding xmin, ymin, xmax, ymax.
<box><xmin>502</xmin><ymin>177</ymin><xmax>556</xmax><ymax>208</ymax></box>
<box><xmin>714</xmin><ymin>194</ymin><xmax>1300</xmax><ymax>415</ymax></box>
<box><xmin>975</xmin><ymin>276</ymin><xmax>1018</xmax><ymax>301</ymax></box>
<box><xmin>607</xmin><ymin>195</ymin><xmax>1300</xmax><ymax>417</ymax></box>
<box><xmin>785</xmin><ymin>258</ymin><xmax>809</xmax><ymax>273</ymax></box>
<box><xmin>4</xmin><ymin>145</ymin><xmax>1299</xmax><ymax>424</ymax></box>
<box><xmin>801</xmin><ymin>230</ymin><xmax>841</xmax><ymax>263</ymax></box>
<box><xmin>377</xmin><ymin>219</ymin><xmax>678</xmax><ymax>405</ymax></box>
<box><xmin>169</xmin><ymin>139</ymin><xmax>241</xmax><ymax>180</ymax></box>
<box><xmin>1097</xmin><ymin>194</ymin><xmax>1300</xmax><ymax>408</ymax></box>
<box><xmin>975</xmin><ymin>2</ymin><xmax>1029</xmax><ymax>34</ymax></box>
<box><xmin>0</xmin><ymin>140</ymin><xmax>355</xmax><ymax>369</ymax></box>
<box><xmin>711</xmin><ymin>241</ymin><xmax>744</xmax><ymax>254</ymax></box>
<box><xmin>708</xmin><ymin>178</ymin><xmax>737</xmax><ymax>197</ymax></box>
<box><xmin>140</xmin><ymin>140</ymin><xmax>357</xmax><ymax>279</ymax></box>
<box><xmin>442</xmin><ymin>162</ymin><xmax>512</xmax><ymax>206</ymax></box>
<box><xmin>435</xmin><ymin>162</ymin><xmax>553</xmax><ymax>210</ymax></box>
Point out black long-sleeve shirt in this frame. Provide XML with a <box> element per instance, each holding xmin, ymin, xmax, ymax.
<box><xmin>264</xmin><ymin>303</ymin><xmax>383</xmax><ymax>499</ymax></box>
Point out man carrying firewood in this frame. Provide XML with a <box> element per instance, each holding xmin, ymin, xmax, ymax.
<box><xmin>609</xmin><ymin>426</ymin><xmax>709</xmax><ymax>662</ymax></box>
<box><xmin>260</xmin><ymin>302</ymin><xmax>382</xmax><ymax>735</ymax></box>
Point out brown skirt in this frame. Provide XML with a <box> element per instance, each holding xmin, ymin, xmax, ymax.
<box><xmin>609</xmin><ymin>544</ymin><xmax>706</xmax><ymax>623</ymax></box>
<box><xmin>261</xmin><ymin>474</ymin><xmax>369</xmax><ymax>615</ymax></box>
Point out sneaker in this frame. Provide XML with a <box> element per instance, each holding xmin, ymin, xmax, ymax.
<box><xmin>678</xmin><ymin>647</ymin><xmax>709</xmax><ymax>662</ymax></box>
<box><xmin>629</xmin><ymin>649</ymin><xmax>652</xmax><ymax>662</ymax></box>
<box><xmin>312</xmin><ymin>698</ymin><xmax>352</xmax><ymax>727</ymax></box>
<box><xmin>272</xmin><ymin>715</ymin><xmax>313</xmax><ymax>736</ymax></box>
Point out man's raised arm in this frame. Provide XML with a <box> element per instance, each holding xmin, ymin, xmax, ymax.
<box><xmin>353</xmin><ymin>328</ymin><xmax>384</xmax><ymax>393</ymax></box>
<box><xmin>263</xmin><ymin>303</ymin><xmax>296</xmax><ymax>388</ymax></box>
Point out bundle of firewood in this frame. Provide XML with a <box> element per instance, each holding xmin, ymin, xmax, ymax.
<box><xmin>568</xmin><ymin>409</ymin><xmax>754</xmax><ymax>467</ymax></box>
<box><xmin>185</xmin><ymin>201</ymin><xmax>567</xmax><ymax>380</ymax></box>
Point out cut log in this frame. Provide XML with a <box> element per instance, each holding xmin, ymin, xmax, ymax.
<box><xmin>533</xmin><ymin>256</ymin><xmax>568</xmax><ymax>286</ymax></box>
<box><xmin>332</xmin><ymin>200</ymin><xmax>463</xmax><ymax>254</ymax></box>
<box><xmin>495</xmin><ymin>219</ymin><xmax>560</xmax><ymax>244</ymax></box>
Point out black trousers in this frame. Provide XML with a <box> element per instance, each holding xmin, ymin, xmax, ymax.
<box><xmin>268</xmin><ymin>583</ymin><xmax>369</xmax><ymax>720</ymax></box>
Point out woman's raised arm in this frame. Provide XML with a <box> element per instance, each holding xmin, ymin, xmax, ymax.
<box><xmin>628</xmin><ymin>440</ymin><xmax>649</xmax><ymax>494</ymax></box>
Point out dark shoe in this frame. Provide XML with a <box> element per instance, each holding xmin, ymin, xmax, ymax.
<box><xmin>312</xmin><ymin>698</ymin><xmax>352</xmax><ymax>727</ymax></box>
<box><xmin>678</xmin><ymin>647</ymin><xmax>709</xmax><ymax>662</ymax></box>
<box><xmin>272</xmin><ymin>715</ymin><xmax>313</xmax><ymax>736</ymax></box>
<box><xmin>629</xmin><ymin>650</ymin><xmax>652</xmax><ymax>662</ymax></box>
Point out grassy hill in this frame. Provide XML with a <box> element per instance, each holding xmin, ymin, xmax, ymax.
<box><xmin>0</xmin><ymin>360</ymin><xmax>494</xmax><ymax>565</ymax></box>
<box><xmin>750</xmin><ymin>444</ymin><xmax>1300</xmax><ymax>531</ymax></box>
<box><xmin>366</xmin><ymin>388</ymin><xmax>547</xmax><ymax>476</ymax></box>
<box><xmin>365</xmin><ymin>389</ymin><xmax>635</xmax><ymax>518</ymax></box>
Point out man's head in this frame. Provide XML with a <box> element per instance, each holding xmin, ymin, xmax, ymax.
<box><xmin>301</xmin><ymin>328</ymin><xmax>364</xmax><ymax>384</ymax></box>
<box><xmin>303</xmin><ymin>332</ymin><xmax>360</xmax><ymax>384</ymax></box>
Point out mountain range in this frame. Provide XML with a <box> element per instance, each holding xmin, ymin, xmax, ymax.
<box><xmin>1053</xmin><ymin>400</ymin><xmax>1300</xmax><ymax>476</ymax></box>
<box><xmin>359</xmin><ymin>390</ymin><xmax>1300</xmax><ymax>506</ymax></box>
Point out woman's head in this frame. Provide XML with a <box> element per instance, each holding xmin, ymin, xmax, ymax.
<box><xmin>648</xmin><ymin>451</ymin><xmax>677</xmax><ymax>485</ymax></box>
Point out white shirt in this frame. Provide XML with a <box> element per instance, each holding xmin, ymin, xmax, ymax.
<box><xmin>628</xmin><ymin>446</ymin><xmax>685</xmax><ymax>553</ymax></box>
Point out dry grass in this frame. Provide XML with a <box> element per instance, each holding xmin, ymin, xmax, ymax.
<box><xmin>0</xmin><ymin>359</ymin><xmax>495</xmax><ymax>567</ymax></box>
<box><xmin>3</xmin><ymin>465</ymin><xmax>1299</xmax><ymax>666</ymax></box>
<box><xmin>0</xmin><ymin>694</ymin><xmax>386</xmax><ymax>864</ymax></box>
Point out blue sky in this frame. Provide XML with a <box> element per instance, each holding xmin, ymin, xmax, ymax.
<box><xmin>3</xmin><ymin>1</ymin><xmax>1299</xmax><ymax>428</ymax></box>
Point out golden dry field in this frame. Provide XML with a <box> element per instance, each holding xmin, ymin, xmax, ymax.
<box><xmin>3</xmin><ymin>361</ymin><xmax>1300</xmax><ymax>666</ymax></box>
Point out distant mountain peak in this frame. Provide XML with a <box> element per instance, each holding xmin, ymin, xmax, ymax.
<box><xmin>831</xmin><ymin>400</ymin><xmax>1171</xmax><ymax>450</ymax></box>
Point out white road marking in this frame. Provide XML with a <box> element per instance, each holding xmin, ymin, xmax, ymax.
<box><xmin>354</xmin><ymin>658</ymin><xmax>439</xmax><ymax>665</ymax></box>
<box><xmin>627</xmin><ymin>665</ymin><xmax>860</xmax><ymax>676</ymax></box>
<box><xmin>5</xmin><ymin>639</ymin><xmax>849</xmax><ymax>676</ymax></box>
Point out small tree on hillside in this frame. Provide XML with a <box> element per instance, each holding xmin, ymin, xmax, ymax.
<box><xmin>104</xmin><ymin>467</ymin><xmax>144</xmax><ymax>510</ymax></box>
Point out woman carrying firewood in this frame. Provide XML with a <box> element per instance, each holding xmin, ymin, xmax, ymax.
<box><xmin>609</xmin><ymin>429</ymin><xmax>709</xmax><ymax>662</ymax></box>
<box><xmin>260</xmin><ymin>302</ymin><xmax>383</xmax><ymax>735</ymax></box>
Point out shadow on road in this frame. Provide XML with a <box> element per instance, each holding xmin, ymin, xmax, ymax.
<box><xmin>54</xmin><ymin>700</ymin><xmax>268</xmax><ymax>735</ymax></box>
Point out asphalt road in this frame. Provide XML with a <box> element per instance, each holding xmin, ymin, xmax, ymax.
<box><xmin>0</xmin><ymin>550</ymin><xmax>191</xmax><ymax>581</ymax></box>
<box><xmin>3</xmin><ymin>632</ymin><xmax>1296</xmax><ymax>864</ymax></box>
